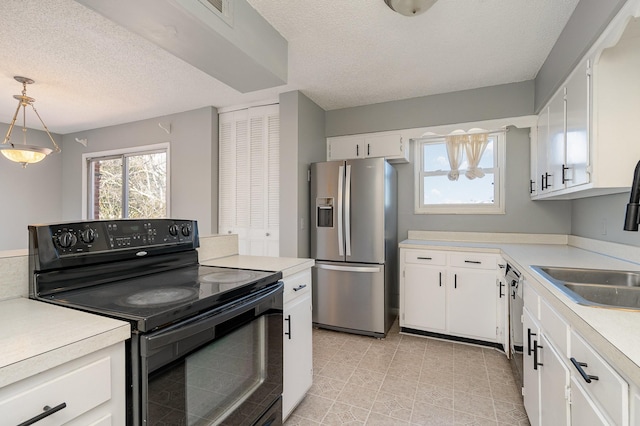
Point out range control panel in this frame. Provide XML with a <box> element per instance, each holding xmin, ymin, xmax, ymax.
<box><xmin>43</xmin><ymin>219</ymin><xmax>197</xmax><ymax>255</ymax></box>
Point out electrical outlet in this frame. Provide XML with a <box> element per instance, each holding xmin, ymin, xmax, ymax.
<box><xmin>601</xmin><ymin>219</ymin><xmax>607</xmax><ymax>235</ymax></box>
<box><xmin>300</xmin><ymin>217</ymin><xmax>305</xmax><ymax>230</ymax></box>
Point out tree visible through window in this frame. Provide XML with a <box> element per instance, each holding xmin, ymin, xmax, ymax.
<box><xmin>88</xmin><ymin>149</ymin><xmax>168</xmax><ymax>219</ymax></box>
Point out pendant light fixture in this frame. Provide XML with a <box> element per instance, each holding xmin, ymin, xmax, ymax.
<box><xmin>384</xmin><ymin>0</ymin><xmax>438</xmax><ymax>16</ymax></box>
<box><xmin>0</xmin><ymin>76</ymin><xmax>61</xmax><ymax>168</ymax></box>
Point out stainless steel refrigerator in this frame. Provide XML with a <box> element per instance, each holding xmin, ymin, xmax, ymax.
<box><xmin>310</xmin><ymin>157</ymin><xmax>397</xmax><ymax>337</ymax></box>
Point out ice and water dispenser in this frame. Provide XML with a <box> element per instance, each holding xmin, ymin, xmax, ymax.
<box><xmin>316</xmin><ymin>198</ymin><xmax>334</xmax><ymax>228</ymax></box>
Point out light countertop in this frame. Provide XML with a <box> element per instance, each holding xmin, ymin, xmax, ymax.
<box><xmin>201</xmin><ymin>255</ymin><xmax>315</xmax><ymax>277</ymax></box>
<box><xmin>0</xmin><ymin>298</ymin><xmax>130</xmax><ymax>388</ymax></box>
<box><xmin>400</xmin><ymin>239</ymin><xmax>640</xmax><ymax>386</ymax></box>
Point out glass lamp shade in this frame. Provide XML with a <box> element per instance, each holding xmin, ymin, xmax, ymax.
<box><xmin>0</xmin><ymin>144</ymin><xmax>52</xmax><ymax>167</ymax></box>
<box><xmin>384</xmin><ymin>0</ymin><xmax>437</xmax><ymax>16</ymax></box>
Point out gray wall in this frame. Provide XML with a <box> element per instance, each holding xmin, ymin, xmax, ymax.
<box><xmin>534</xmin><ymin>0</ymin><xmax>627</xmax><ymax>112</ymax></box>
<box><xmin>61</xmin><ymin>107</ymin><xmax>218</xmax><ymax>236</ymax></box>
<box><xmin>279</xmin><ymin>91</ymin><xmax>326</xmax><ymax>257</ymax></box>
<box><xmin>325</xmin><ymin>81</ymin><xmax>572</xmax><ymax>239</ymax></box>
<box><xmin>0</xmin><ymin>125</ymin><xmax>63</xmax><ymax>250</ymax></box>
<box><xmin>572</xmin><ymin>193</ymin><xmax>640</xmax><ymax>246</ymax></box>
<box><xmin>326</xmin><ymin>81</ymin><xmax>534</xmax><ymax>137</ymax></box>
<box><xmin>396</xmin><ymin>127</ymin><xmax>571</xmax><ymax>241</ymax></box>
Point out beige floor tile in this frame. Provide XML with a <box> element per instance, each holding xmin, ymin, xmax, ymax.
<box><xmin>453</xmin><ymin>411</ymin><xmax>498</xmax><ymax>425</ymax></box>
<box><xmin>334</xmin><ymin>349</ymin><xmax>366</xmax><ymax>366</ymax></box>
<box><xmin>411</xmin><ymin>401</ymin><xmax>455</xmax><ymax>425</ymax></box>
<box><xmin>415</xmin><ymin>382</ymin><xmax>454</xmax><ymax>410</ymax></box>
<box><xmin>309</xmin><ymin>375</ymin><xmax>348</xmax><ymax>400</ymax></box>
<box><xmin>453</xmin><ymin>391</ymin><xmax>496</xmax><ymax>421</ymax></box>
<box><xmin>370</xmin><ymin>390</ymin><xmax>414</xmax><ymax>422</ymax></box>
<box><xmin>319</xmin><ymin>360</ymin><xmax>357</xmax><ymax>381</ymax></box>
<box><xmin>380</xmin><ymin>374</ymin><xmax>418</xmax><ymax>400</ymax></box>
<box><xmin>293</xmin><ymin>394</ymin><xmax>334</xmax><ymax>423</ymax></box>
<box><xmin>348</xmin><ymin>368</ymin><xmax>386</xmax><ymax>391</ymax></box>
<box><xmin>284</xmin><ymin>413</ymin><xmax>322</xmax><ymax>425</ymax></box>
<box><xmin>291</xmin><ymin>325</ymin><xmax>527</xmax><ymax>426</ymax></box>
<box><xmin>493</xmin><ymin>400</ymin><xmax>530</xmax><ymax>426</ymax></box>
<box><xmin>322</xmin><ymin>402</ymin><xmax>369</xmax><ymax>425</ymax></box>
<box><xmin>365</xmin><ymin>411</ymin><xmax>410</xmax><ymax>425</ymax></box>
<box><xmin>337</xmin><ymin>383</ymin><xmax>378</xmax><ymax>410</ymax></box>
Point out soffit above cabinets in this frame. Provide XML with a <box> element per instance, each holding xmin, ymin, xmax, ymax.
<box><xmin>75</xmin><ymin>0</ymin><xmax>287</xmax><ymax>93</ymax></box>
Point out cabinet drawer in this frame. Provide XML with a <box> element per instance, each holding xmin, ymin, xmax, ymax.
<box><xmin>0</xmin><ymin>356</ymin><xmax>112</xmax><ymax>425</ymax></box>
<box><xmin>403</xmin><ymin>249</ymin><xmax>446</xmax><ymax>266</ymax></box>
<box><xmin>570</xmin><ymin>330</ymin><xmax>628</xmax><ymax>426</ymax></box>
<box><xmin>283</xmin><ymin>269</ymin><xmax>311</xmax><ymax>304</ymax></box>
<box><xmin>449</xmin><ymin>253</ymin><xmax>497</xmax><ymax>270</ymax></box>
<box><xmin>539</xmin><ymin>298</ymin><xmax>568</xmax><ymax>356</ymax></box>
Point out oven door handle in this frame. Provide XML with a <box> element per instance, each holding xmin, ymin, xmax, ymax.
<box><xmin>141</xmin><ymin>282</ymin><xmax>283</xmax><ymax>356</ymax></box>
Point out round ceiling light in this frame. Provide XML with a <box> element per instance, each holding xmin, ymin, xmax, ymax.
<box><xmin>384</xmin><ymin>0</ymin><xmax>438</xmax><ymax>16</ymax></box>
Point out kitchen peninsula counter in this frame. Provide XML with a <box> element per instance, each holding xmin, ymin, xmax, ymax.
<box><xmin>400</xmin><ymin>234</ymin><xmax>640</xmax><ymax>386</ymax></box>
<box><xmin>0</xmin><ymin>298</ymin><xmax>130</xmax><ymax>388</ymax></box>
<box><xmin>201</xmin><ymin>254</ymin><xmax>315</xmax><ymax>277</ymax></box>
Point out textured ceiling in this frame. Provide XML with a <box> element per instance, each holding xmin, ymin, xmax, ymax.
<box><xmin>0</xmin><ymin>0</ymin><xmax>579</xmax><ymax>135</ymax></box>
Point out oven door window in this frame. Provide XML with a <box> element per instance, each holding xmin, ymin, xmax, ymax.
<box><xmin>140</xmin><ymin>285</ymin><xmax>283</xmax><ymax>425</ymax></box>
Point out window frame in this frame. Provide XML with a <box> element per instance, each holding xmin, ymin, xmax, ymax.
<box><xmin>413</xmin><ymin>132</ymin><xmax>505</xmax><ymax>215</ymax></box>
<box><xmin>82</xmin><ymin>143</ymin><xmax>171</xmax><ymax>220</ymax></box>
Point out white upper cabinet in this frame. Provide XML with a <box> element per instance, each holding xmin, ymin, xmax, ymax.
<box><xmin>327</xmin><ymin>131</ymin><xmax>409</xmax><ymax>163</ymax></box>
<box><xmin>532</xmin><ymin>0</ymin><xmax>640</xmax><ymax>200</ymax></box>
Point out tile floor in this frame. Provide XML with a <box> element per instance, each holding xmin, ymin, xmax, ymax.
<box><xmin>285</xmin><ymin>321</ymin><xmax>530</xmax><ymax>425</ymax></box>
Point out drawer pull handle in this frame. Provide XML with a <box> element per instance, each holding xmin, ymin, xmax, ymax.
<box><xmin>417</xmin><ymin>257</ymin><xmax>432</xmax><ymax>260</ymax></box>
<box><xmin>439</xmin><ymin>272</ymin><xmax>442</xmax><ymax>287</ymax></box>
<box><xmin>499</xmin><ymin>281</ymin><xmax>505</xmax><ymax>298</ymax></box>
<box><xmin>284</xmin><ymin>315</ymin><xmax>292</xmax><ymax>340</ymax></box>
<box><xmin>293</xmin><ymin>284</ymin><xmax>307</xmax><ymax>292</ymax></box>
<box><xmin>18</xmin><ymin>402</ymin><xmax>67</xmax><ymax>426</ymax></box>
<box><xmin>570</xmin><ymin>357</ymin><xmax>599</xmax><ymax>383</ymax></box>
<box><xmin>527</xmin><ymin>328</ymin><xmax>536</xmax><ymax>356</ymax></box>
<box><xmin>533</xmin><ymin>340</ymin><xmax>543</xmax><ymax>370</ymax></box>
<box><xmin>464</xmin><ymin>260</ymin><xmax>482</xmax><ymax>264</ymax></box>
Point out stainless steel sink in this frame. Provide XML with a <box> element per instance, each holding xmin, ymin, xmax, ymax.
<box><xmin>531</xmin><ymin>266</ymin><xmax>640</xmax><ymax>310</ymax></box>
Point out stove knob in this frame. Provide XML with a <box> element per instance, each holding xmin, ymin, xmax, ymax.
<box><xmin>81</xmin><ymin>228</ymin><xmax>95</xmax><ymax>244</ymax></box>
<box><xmin>169</xmin><ymin>224</ymin><xmax>179</xmax><ymax>236</ymax></box>
<box><xmin>58</xmin><ymin>231</ymin><xmax>77</xmax><ymax>248</ymax></box>
<box><xmin>181</xmin><ymin>225</ymin><xmax>191</xmax><ymax>237</ymax></box>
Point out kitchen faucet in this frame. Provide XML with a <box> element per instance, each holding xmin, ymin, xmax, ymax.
<box><xmin>624</xmin><ymin>160</ymin><xmax>640</xmax><ymax>231</ymax></box>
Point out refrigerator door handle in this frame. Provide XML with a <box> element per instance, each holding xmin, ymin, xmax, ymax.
<box><xmin>344</xmin><ymin>164</ymin><xmax>352</xmax><ymax>257</ymax></box>
<box><xmin>337</xmin><ymin>165</ymin><xmax>344</xmax><ymax>256</ymax></box>
<box><xmin>316</xmin><ymin>264</ymin><xmax>381</xmax><ymax>273</ymax></box>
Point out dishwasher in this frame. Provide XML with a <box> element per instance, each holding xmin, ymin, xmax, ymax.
<box><xmin>506</xmin><ymin>263</ymin><xmax>524</xmax><ymax>390</ymax></box>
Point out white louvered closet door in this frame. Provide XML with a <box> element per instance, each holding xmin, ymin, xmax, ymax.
<box><xmin>218</xmin><ymin>105</ymin><xmax>279</xmax><ymax>256</ymax></box>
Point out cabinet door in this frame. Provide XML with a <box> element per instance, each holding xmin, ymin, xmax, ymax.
<box><xmin>402</xmin><ymin>265</ymin><xmax>446</xmax><ymax>332</ymax></box>
<box><xmin>539</xmin><ymin>333</ymin><xmax>570</xmax><ymax>426</ymax></box>
<box><xmin>219</xmin><ymin>106</ymin><xmax>279</xmax><ymax>256</ymax></box>
<box><xmin>570</xmin><ymin>377</ymin><xmax>608</xmax><ymax>426</ymax></box>
<box><xmin>523</xmin><ymin>309</ymin><xmax>541</xmax><ymax>426</ymax></box>
<box><xmin>283</xmin><ymin>293</ymin><xmax>313</xmax><ymax>419</ymax></box>
<box><xmin>327</xmin><ymin>135</ymin><xmax>364</xmax><ymax>160</ymax></box>
<box><xmin>536</xmin><ymin>106</ymin><xmax>550</xmax><ymax>194</ymax></box>
<box><xmin>447</xmin><ymin>268</ymin><xmax>497</xmax><ymax>341</ymax></box>
<box><xmin>364</xmin><ymin>134</ymin><xmax>403</xmax><ymax>159</ymax></box>
<box><xmin>565</xmin><ymin>59</ymin><xmax>591</xmax><ymax>188</ymax></box>
<box><xmin>547</xmin><ymin>90</ymin><xmax>567</xmax><ymax>192</ymax></box>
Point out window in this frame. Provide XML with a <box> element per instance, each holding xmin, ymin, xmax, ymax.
<box><xmin>84</xmin><ymin>144</ymin><xmax>169</xmax><ymax>219</ymax></box>
<box><xmin>414</xmin><ymin>132</ymin><xmax>505</xmax><ymax>214</ymax></box>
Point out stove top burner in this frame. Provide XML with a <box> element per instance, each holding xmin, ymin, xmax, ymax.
<box><xmin>120</xmin><ymin>287</ymin><xmax>198</xmax><ymax>307</ymax></box>
<box><xmin>200</xmin><ymin>270</ymin><xmax>256</xmax><ymax>283</ymax></box>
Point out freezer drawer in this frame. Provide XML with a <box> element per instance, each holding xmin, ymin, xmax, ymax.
<box><xmin>312</xmin><ymin>261</ymin><xmax>385</xmax><ymax>336</ymax></box>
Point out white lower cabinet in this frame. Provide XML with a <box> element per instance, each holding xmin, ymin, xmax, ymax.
<box><xmin>523</xmin><ymin>280</ymin><xmax>631</xmax><ymax>426</ymax></box>
<box><xmin>447</xmin><ymin>267</ymin><xmax>498</xmax><ymax>341</ymax></box>
<box><xmin>400</xmin><ymin>248</ymin><xmax>504</xmax><ymax>345</ymax></box>
<box><xmin>282</xmin><ymin>269</ymin><xmax>313</xmax><ymax>420</ymax></box>
<box><xmin>0</xmin><ymin>342</ymin><xmax>125</xmax><ymax>426</ymax></box>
